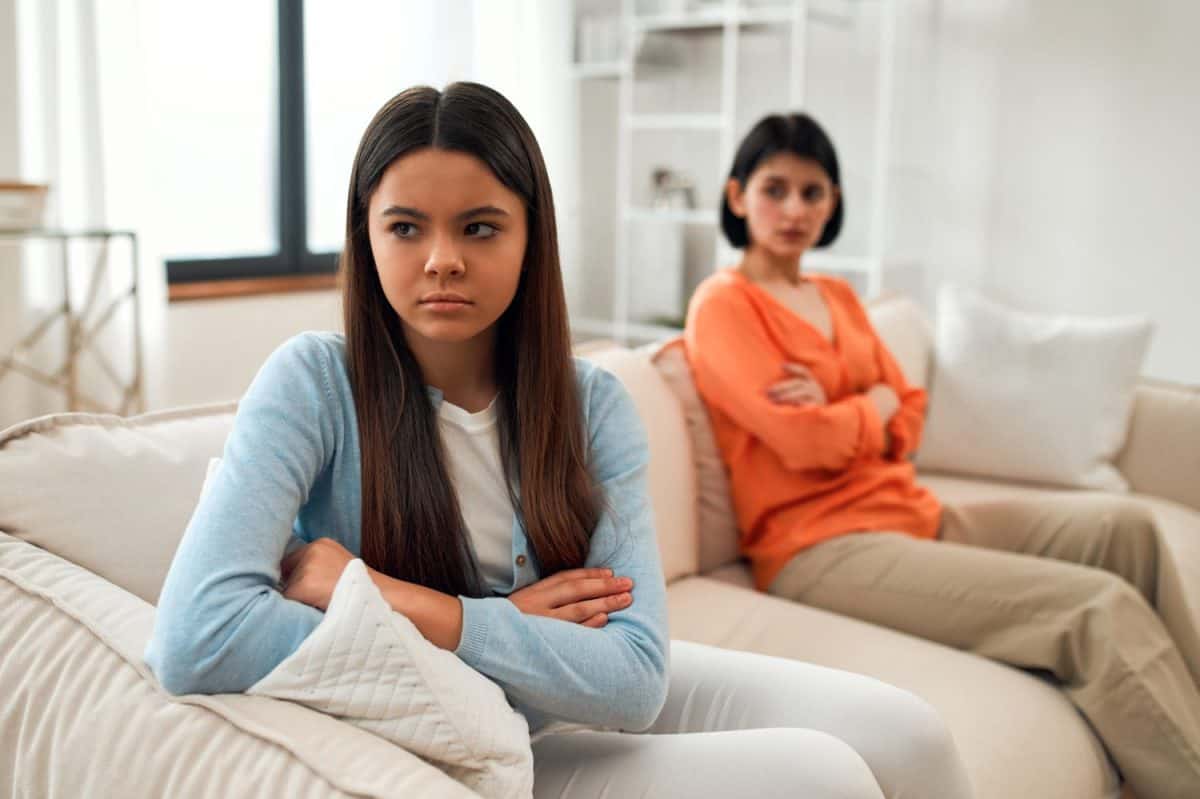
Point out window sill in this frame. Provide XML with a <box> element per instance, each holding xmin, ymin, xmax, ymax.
<box><xmin>168</xmin><ymin>273</ymin><xmax>339</xmax><ymax>303</ymax></box>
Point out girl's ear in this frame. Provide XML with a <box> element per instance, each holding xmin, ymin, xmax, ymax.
<box><xmin>725</xmin><ymin>177</ymin><xmax>747</xmax><ymax>218</ymax></box>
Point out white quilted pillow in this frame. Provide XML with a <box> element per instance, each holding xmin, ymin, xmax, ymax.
<box><xmin>200</xmin><ymin>459</ymin><xmax>534</xmax><ymax>799</ymax></box>
<box><xmin>917</xmin><ymin>285</ymin><xmax>1152</xmax><ymax>490</ymax></box>
<box><xmin>249</xmin><ymin>559</ymin><xmax>534</xmax><ymax>799</ymax></box>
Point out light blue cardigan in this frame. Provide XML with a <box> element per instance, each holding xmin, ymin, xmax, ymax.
<box><xmin>144</xmin><ymin>332</ymin><xmax>670</xmax><ymax>732</ymax></box>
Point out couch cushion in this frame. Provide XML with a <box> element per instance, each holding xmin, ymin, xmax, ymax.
<box><xmin>0</xmin><ymin>404</ymin><xmax>237</xmax><ymax>604</ymax></box>
<box><xmin>579</xmin><ymin>347</ymin><xmax>699</xmax><ymax>583</ymax></box>
<box><xmin>0</xmin><ymin>532</ymin><xmax>476</xmax><ymax>799</ymax></box>
<box><xmin>917</xmin><ymin>285</ymin><xmax>1151</xmax><ymax>491</ymax></box>
<box><xmin>666</xmin><ymin>575</ymin><xmax>1117</xmax><ymax>799</ymax></box>
<box><xmin>648</xmin><ymin>338</ymin><xmax>740</xmax><ymax>574</ymax></box>
<box><xmin>920</xmin><ymin>471</ymin><xmax>1200</xmax><ymax>682</ymax></box>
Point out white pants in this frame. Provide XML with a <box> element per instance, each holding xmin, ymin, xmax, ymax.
<box><xmin>532</xmin><ymin>641</ymin><xmax>974</xmax><ymax>799</ymax></box>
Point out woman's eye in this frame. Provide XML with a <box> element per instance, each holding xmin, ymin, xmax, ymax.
<box><xmin>465</xmin><ymin>222</ymin><xmax>499</xmax><ymax>239</ymax></box>
<box><xmin>764</xmin><ymin>184</ymin><xmax>787</xmax><ymax>200</ymax></box>
<box><xmin>391</xmin><ymin>222</ymin><xmax>417</xmax><ymax>238</ymax></box>
<box><xmin>803</xmin><ymin>185</ymin><xmax>826</xmax><ymax>203</ymax></box>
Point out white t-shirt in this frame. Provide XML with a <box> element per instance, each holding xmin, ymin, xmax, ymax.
<box><xmin>438</xmin><ymin>395</ymin><xmax>516</xmax><ymax>589</ymax></box>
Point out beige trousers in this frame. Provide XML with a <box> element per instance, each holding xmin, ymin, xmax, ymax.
<box><xmin>768</xmin><ymin>495</ymin><xmax>1200</xmax><ymax>799</ymax></box>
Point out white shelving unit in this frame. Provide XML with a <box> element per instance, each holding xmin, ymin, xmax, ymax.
<box><xmin>568</xmin><ymin>0</ymin><xmax>907</xmax><ymax>345</ymax></box>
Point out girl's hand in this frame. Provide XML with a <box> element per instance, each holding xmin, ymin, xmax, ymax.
<box><xmin>507</xmin><ymin>568</ymin><xmax>634</xmax><ymax>628</ymax></box>
<box><xmin>280</xmin><ymin>537</ymin><xmax>355</xmax><ymax>611</ymax></box>
<box><xmin>767</xmin><ymin>363</ymin><xmax>827</xmax><ymax>406</ymax></box>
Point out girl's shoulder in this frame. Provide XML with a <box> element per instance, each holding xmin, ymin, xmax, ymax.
<box><xmin>570</xmin><ymin>355</ymin><xmax>626</xmax><ymax>417</ymax></box>
<box><xmin>251</xmin><ymin>331</ymin><xmax>353</xmax><ymax>411</ymax></box>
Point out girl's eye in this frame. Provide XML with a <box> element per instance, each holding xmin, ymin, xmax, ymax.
<box><xmin>764</xmin><ymin>183</ymin><xmax>787</xmax><ymax>200</ymax></box>
<box><xmin>391</xmin><ymin>222</ymin><xmax>418</xmax><ymax>238</ymax></box>
<box><xmin>465</xmin><ymin>222</ymin><xmax>499</xmax><ymax>239</ymax></box>
<box><xmin>802</xmin><ymin>185</ymin><xmax>826</xmax><ymax>203</ymax></box>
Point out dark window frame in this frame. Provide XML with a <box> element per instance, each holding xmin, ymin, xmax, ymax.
<box><xmin>166</xmin><ymin>1</ymin><xmax>338</xmax><ymax>284</ymax></box>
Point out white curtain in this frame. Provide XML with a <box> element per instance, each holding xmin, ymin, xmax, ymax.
<box><xmin>7</xmin><ymin>0</ymin><xmax>166</xmax><ymax>426</ymax></box>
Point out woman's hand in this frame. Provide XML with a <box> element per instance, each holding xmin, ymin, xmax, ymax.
<box><xmin>866</xmin><ymin>383</ymin><xmax>900</xmax><ymax>425</ymax></box>
<box><xmin>508</xmin><ymin>568</ymin><xmax>634</xmax><ymax>628</ymax></box>
<box><xmin>279</xmin><ymin>537</ymin><xmax>355</xmax><ymax>611</ymax></box>
<box><xmin>767</xmin><ymin>363</ymin><xmax>827</xmax><ymax>406</ymax></box>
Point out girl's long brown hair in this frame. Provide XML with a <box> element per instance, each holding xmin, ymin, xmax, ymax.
<box><xmin>341</xmin><ymin>83</ymin><xmax>598</xmax><ymax>597</ymax></box>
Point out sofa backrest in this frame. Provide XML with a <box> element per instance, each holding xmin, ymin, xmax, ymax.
<box><xmin>866</xmin><ymin>293</ymin><xmax>935</xmax><ymax>389</ymax></box>
<box><xmin>578</xmin><ymin>348</ymin><xmax>700</xmax><ymax>583</ymax></box>
<box><xmin>1117</xmin><ymin>380</ymin><xmax>1200</xmax><ymax>511</ymax></box>
<box><xmin>0</xmin><ymin>360</ymin><xmax>702</xmax><ymax>602</ymax></box>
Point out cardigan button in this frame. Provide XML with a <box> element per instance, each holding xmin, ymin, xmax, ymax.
<box><xmin>515</xmin><ymin>555</ymin><xmax>527</xmax><ymax>567</ymax></box>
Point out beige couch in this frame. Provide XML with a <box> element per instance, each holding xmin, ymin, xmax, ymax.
<box><xmin>2</xmin><ymin>297</ymin><xmax>1197</xmax><ymax>798</ymax></box>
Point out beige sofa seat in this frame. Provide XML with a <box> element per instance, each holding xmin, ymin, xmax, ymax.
<box><xmin>666</xmin><ymin>576</ymin><xmax>1117</xmax><ymax>799</ymax></box>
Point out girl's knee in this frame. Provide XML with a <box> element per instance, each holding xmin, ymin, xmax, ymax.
<box><xmin>769</xmin><ymin>729</ymin><xmax>885</xmax><ymax>799</ymax></box>
<box><xmin>853</xmin><ymin>686</ymin><xmax>973</xmax><ymax>798</ymax></box>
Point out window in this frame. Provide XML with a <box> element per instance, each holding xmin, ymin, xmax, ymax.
<box><xmin>162</xmin><ymin>1</ymin><xmax>328</xmax><ymax>282</ymax></box>
<box><xmin>160</xmin><ymin>1</ymin><xmax>533</xmax><ymax>285</ymax></box>
<box><xmin>164</xmin><ymin>1</ymin><xmax>466</xmax><ymax>283</ymax></box>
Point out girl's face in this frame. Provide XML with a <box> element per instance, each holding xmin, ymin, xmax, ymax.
<box><xmin>368</xmin><ymin>148</ymin><xmax>528</xmax><ymax>346</ymax></box>
<box><xmin>726</xmin><ymin>152</ymin><xmax>840</xmax><ymax>259</ymax></box>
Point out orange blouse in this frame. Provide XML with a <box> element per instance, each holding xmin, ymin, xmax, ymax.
<box><xmin>684</xmin><ymin>269</ymin><xmax>940</xmax><ymax>590</ymax></box>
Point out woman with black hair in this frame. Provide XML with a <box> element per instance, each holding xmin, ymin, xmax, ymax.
<box><xmin>684</xmin><ymin>111</ymin><xmax>1200</xmax><ymax>799</ymax></box>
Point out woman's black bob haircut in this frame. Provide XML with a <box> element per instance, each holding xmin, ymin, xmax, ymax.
<box><xmin>720</xmin><ymin>112</ymin><xmax>844</xmax><ymax>249</ymax></box>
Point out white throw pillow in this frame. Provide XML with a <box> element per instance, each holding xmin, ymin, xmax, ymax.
<box><xmin>917</xmin><ymin>285</ymin><xmax>1152</xmax><ymax>491</ymax></box>
<box><xmin>0</xmin><ymin>403</ymin><xmax>237</xmax><ymax>605</ymax></box>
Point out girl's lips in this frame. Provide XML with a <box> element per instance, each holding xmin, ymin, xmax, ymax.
<box><xmin>421</xmin><ymin>301</ymin><xmax>472</xmax><ymax>312</ymax></box>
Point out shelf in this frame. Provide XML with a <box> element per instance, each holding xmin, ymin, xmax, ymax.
<box><xmin>628</xmin><ymin>113</ymin><xmax>725</xmax><ymax>130</ymax></box>
<box><xmin>624</xmin><ymin>207</ymin><xmax>718</xmax><ymax>225</ymax></box>
<box><xmin>631</xmin><ymin>6</ymin><xmax>845</xmax><ymax>33</ymax></box>
<box><xmin>633</xmin><ymin>11</ymin><xmax>729</xmax><ymax>33</ymax></box>
<box><xmin>572</xmin><ymin>61</ymin><xmax>627</xmax><ymax>80</ymax></box>
<box><xmin>572</xmin><ymin>317</ymin><xmax>683</xmax><ymax>342</ymax></box>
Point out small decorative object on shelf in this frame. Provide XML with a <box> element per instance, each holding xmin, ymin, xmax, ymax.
<box><xmin>0</xmin><ymin>183</ymin><xmax>50</xmax><ymax>231</ymax></box>
<box><xmin>651</xmin><ymin>167</ymin><xmax>697</xmax><ymax>210</ymax></box>
<box><xmin>0</xmin><ymin>228</ymin><xmax>144</xmax><ymax>415</ymax></box>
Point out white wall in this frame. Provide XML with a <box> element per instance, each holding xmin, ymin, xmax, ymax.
<box><xmin>919</xmin><ymin>0</ymin><xmax>1200</xmax><ymax>384</ymax></box>
<box><xmin>164</xmin><ymin>290</ymin><xmax>341</xmax><ymax>408</ymax></box>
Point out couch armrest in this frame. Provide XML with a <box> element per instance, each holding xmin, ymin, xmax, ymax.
<box><xmin>0</xmin><ymin>532</ymin><xmax>477</xmax><ymax>799</ymax></box>
<box><xmin>1116</xmin><ymin>381</ymin><xmax>1200</xmax><ymax>512</ymax></box>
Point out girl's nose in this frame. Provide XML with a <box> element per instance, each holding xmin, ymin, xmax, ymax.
<box><xmin>424</xmin><ymin>234</ymin><xmax>465</xmax><ymax>277</ymax></box>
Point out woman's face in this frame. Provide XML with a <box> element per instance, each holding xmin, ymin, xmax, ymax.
<box><xmin>727</xmin><ymin>152</ymin><xmax>840</xmax><ymax>259</ymax></box>
<box><xmin>367</xmin><ymin>148</ymin><xmax>528</xmax><ymax>346</ymax></box>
